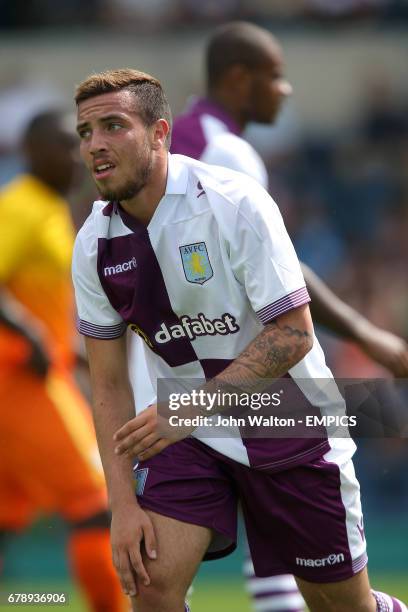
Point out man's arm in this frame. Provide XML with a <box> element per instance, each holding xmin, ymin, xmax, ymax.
<box><xmin>216</xmin><ymin>303</ymin><xmax>313</xmax><ymax>389</ymax></box>
<box><xmin>0</xmin><ymin>288</ymin><xmax>50</xmax><ymax>377</ymax></box>
<box><xmin>114</xmin><ymin>304</ymin><xmax>313</xmax><ymax>459</ymax></box>
<box><xmin>302</xmin><ymin>263</ymin><xmax>408</xmax><ymax>377</ymax></box>
<box><xmin>85</xmin><ymin>334</ymin><xmax>157</xmax><ymax>597</ymax></box>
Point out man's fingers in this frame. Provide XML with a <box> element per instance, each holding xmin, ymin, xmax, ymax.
<box><xmin>142</xmin><ymin>518</ymin><xmax>157</xmax><ymax>561</ymax></box>
<box><xmin>114</xmin><ymin>413</ymin><xmax>148</xmax><ymax>441</ymax></box>
<box><xmin>138</xmin><ymin>438</ymin><xmax>170</xmax><ymax>461</ymax></box>
<box><xmin>114</xmin><ymin>405</ymin><xmax>157</xmax><ymax>441</ymax></box>
<box><xmin>114</xmin><ymin>423</ymin><xmax>152</xmax><ymax>454</ymax></box>
<box><xmin>115</xmin><ymin>430</ymin><xmax>161</xmax><ymax>456</ymax></box>
<box><xmin>115</xmin><ymin>550</ymin><xmax>138</xmax><ymax>596</ymax></box>
<box><xmin>128</xmin><ymin>546</ymin><xmax>151</xmax><ymax>587</ymax></box>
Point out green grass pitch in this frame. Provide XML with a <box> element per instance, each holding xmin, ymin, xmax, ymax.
<box><xmin>1</xmin><ymin>577</ymin><xmax>407</xmax><ymax>611</ymax></box>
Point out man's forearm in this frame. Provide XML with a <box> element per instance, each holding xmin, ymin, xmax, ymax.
<box><xmin>112</xmin><ymin>307</ymin><xmax>314</xmax><ymax>458</ymax></box>
<box><xmin>91</xmin><ymin>382</ymin><xmax>138</xmax><ymax>509</ymax></box>
<box><xmin>213</xmin><ymin>314</ymin><xmax>313</xmax><ymax>394</ymax></box>
<box><xmin>301</xmin><ymin>263</ymin><xmax>371</xmax><ymax>341</ymax></box>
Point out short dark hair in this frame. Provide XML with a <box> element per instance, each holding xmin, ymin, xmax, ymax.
<box><xmin>23</xmin><ymin>109</ymin><xmax>66</xmax><ymax>145</ymax></box>
<box><xmin>75</xmin><ymin>68</ymin><xmax>172</xmax><ymax>148</ymax></box>
<box><xmin>206</xmin><ymin>21</ymin><xmax>278</xmax><ymax>90</ymax></box>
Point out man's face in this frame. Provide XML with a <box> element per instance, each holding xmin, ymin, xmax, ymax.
<box><xmin>247</xmin><ymin>44</ymin><xmax>292</xmax><ymax>124</ymax></box>
<box><xmin>45</xmin><ymin>123</ymin><xmax>79</xmax><ymax>193</ymax></box>
<box><xmin>77</xmin><ymin>90</ymin><xmax>153</xmax><ymax>201</ymax></box>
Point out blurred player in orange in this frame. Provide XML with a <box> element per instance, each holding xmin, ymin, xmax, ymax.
<box><xmin>0</xmin><ymin>110</ymin><xmax>126</xmax><ymax>612</ymax></box>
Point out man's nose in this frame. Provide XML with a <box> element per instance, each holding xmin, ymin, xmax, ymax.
<box><xmin>89</xmin><ymin>130</ymin><xmax>108</xmax><ymax>154</ymax></box>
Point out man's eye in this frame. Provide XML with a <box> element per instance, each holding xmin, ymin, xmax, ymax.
<box><xmin>107</xmin><ymin>123</ymin><xmax>122</xmax><ymax>131</ymax></box>
<box><xmin>78</xmin><ymin>129</ymin><xmax>91</xmax><ymax>139</ymax></box>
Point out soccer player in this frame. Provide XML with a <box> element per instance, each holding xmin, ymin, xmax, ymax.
<box><xmin>73</xmin><ymin>68</ymin><xmax>406</xmax><ymax>612</ymax></box>
<box><xmin>0</xmin><ymin>110</ymin><xmax>126</xmax><ymax>612</ymax></box>
<box><xmin>153</xmin><ymin>22</ymin><xmax>408</xmax><ymax>611</ymax></box>
<box><xmin>171</xmin><ymin>21</ymin><xmax>408</xmax><ymax>380</ymax></box>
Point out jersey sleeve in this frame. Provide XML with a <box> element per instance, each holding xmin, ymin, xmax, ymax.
<box><xmin>228</xmin><ymin>180</ymin><xmax>310</xmax><ymax>324</ymax></box>
<box><xmin>72</xmin><ymin>222</ymin><xmax>127</xmax><ymax>339</ymax></box>
<box><xmin>201</xmin><ymin>133</ymin><xmax>269</xmax><ymax>189</ymax></box>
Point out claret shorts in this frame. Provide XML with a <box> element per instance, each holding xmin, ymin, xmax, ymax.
<box><xmin>134</xmin><ymin>437</ymin><xmax>367</xmax><ymax>583</ymax></box>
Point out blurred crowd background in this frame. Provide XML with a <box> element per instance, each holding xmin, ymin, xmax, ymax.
<box><xmin>1</xmin><ymin>0</ymin><xmax>408</xmax><ymax>29</ymax></box>
<box><xmin>0</xmin><ymin>0</ymin><xmax>407</xmax><ymax>606</ymax></box>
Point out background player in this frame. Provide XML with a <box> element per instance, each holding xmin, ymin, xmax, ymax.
<box><xmin>0</xmin><ymin>110</ymin><xmax>126</xmax><ymax>612</ymax></box>
<box><xmin>172</xmin><ymin>21</ymin><xmax>408</xmax><ymax>380</ymax></box>
<box><xmin>165</xmin><ymin>21</ymin><xmax>408</xmax><ymax>612</ymax></box>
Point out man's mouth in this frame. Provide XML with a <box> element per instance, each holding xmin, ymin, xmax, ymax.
<box><xmin>94</xmin><ymin>162</ymin><xmax>115</xmax><ymax>179</ymax></box>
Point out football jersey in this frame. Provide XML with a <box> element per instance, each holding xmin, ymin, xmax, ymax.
<box><xmin>130</xmin><ymin>98</ymin><xmax>268</xmax><ymax>410</ymax></box>
<box><xmin>171</xmin><ymin>97</ymin><xmax>268</xmax><ymax>188</ymax></box>
<box><xmin>73</xmin><ymin>154</ymin><xmax>354</xmax><ymax>470</ymax></box>
<box><xmin>0</xmin><ymin>175</ymin><xmax>76</xmax><ymax>376</ymax></box>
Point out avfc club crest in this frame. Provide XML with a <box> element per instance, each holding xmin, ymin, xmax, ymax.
<box><xmin>179</xmin><ymin>242</ymin><xmax>213</xmax><ymax>285</ymax></box>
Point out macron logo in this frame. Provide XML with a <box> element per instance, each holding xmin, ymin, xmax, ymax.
<box><xmin>296</xmin><ymin>553</ymin><xmax>345</xmax><ymax>568</ymax></box>
<box><xmin>104</xmin><ymin>257</ymin><xmax>137</xmax><ymax>276</ymax></box>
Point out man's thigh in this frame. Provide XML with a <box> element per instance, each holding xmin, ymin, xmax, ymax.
<box><xmin>135</xmin><ymin>438</ymin><xmax>238</xmax><ymax>560</ymax></box>
<box><xmin>132</xmin><ymin>510</ymin><xmax>212</xmax><ymax>612</ymax></box>
<box><xmin>234</xmin><ymin>452</ymin><xmax>366</xmax><ymax>581</ymax></box>
<box><xmin>295</xmin><ymin>567</ymin><xmax>375</xmax><ymax>612</ymax></box>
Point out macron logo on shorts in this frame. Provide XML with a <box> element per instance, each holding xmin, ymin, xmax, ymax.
<box><xmin>296</xmin><ymin>553</ymin><xmax>345</xmax><ymax>568</ymax></box>
<box><xmin>104</xmin><ymin>257</ymin><xmax>137</xmax><ymax>276</ymax></box>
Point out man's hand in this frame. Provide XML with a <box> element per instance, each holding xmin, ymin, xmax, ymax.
<box><xmin>113</xmin><ymin>404</ymin><xmax>195</xmax><ymax>461</ymax></box>
<box><xmin>111</xmin><ymin>502</ymin><xmax>157</xmax><ymax>596</ymax></box>
<box><xmin>0</xmin><ymin>290</ymin><xmax>51</xmax><ymax>378</ymax></box>
<box><xmin>358</xmin><ymin>325</ymin><xmax>408</xmax><ymax>378</ymax></box>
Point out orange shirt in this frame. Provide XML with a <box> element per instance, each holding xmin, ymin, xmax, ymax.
<box><xmin>0</xmin><ymin>175</ymin><xmax>76</xmax><ymax>375</ymax></box>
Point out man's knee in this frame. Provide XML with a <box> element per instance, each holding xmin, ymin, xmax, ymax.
<box><xmin>132</xmin><ymin>582</ymin><xmax>185</xmax><ymax>612</ymax></box>
<box><xmin>302</xmin><ymin>587</ymin><xmax>375</xmax><ymax>612</ymax></box>
<box><xmin>130</xmin><ymin>553</ymin><xmax>189</xmax><ymax>612</ymax></box>
<box><xmin>296</xmin><ymin>570</ymin><xmax>376</xmax><ymax>612</ymax></box>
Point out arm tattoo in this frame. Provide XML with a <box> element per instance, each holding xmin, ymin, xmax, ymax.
<box><xmin>215</xmin><ymin>320</ymin><xmax>312</xmax><ymax>393</ymax></box>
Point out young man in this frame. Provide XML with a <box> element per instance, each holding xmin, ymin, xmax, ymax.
<box><xmin>0</xmin><ymin>110</ymin><xmax>126</xmax><ymax>612</ymax></box>
<box><xmin>73</xmin><ymin>68</ymin><xmax>406</xmax><ymax>612</ymax></box>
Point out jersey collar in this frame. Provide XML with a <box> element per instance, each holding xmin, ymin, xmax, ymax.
<box><xmin>116</xmin><ymin>153</ymin><xmax>189</xmax><ymax>233</ymax></box>
<box><xmin>165</xmin><ymin>153</ymin><xmax>188</xmax><ymax>195</ymax></box>
<box><xmin>112</xmin><ymin>152</ymin><xmax>188</xmax><ymax>227</ymax></box>
<box><xmin>191</xmin><ymin>97</ymin><xmax>241</xmax><ymax>136</ymax></box>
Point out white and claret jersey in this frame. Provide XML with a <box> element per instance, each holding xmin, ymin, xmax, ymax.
<box><xmin>73</xmin><ymin>154</ymin><xmax>353</xmax><ymax>470</ymax></box>
<box><xmin>171</xmin><ymin>96</ymin><xmax>268</xmax><ymax>188</ymax></box>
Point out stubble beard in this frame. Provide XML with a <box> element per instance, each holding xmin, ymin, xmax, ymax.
<box><xmin>97</xmin><ymin>144</ymin><xmax>153</xmax><ymax>203</ymax></box>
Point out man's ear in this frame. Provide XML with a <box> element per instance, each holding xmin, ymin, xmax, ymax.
<box><xmin>151</xmin><ymin>119</ymin><xmax>170</xmax><ymax>150</ymax></box>
<box><xmin>224</xmin><ymin>64</ymin><xmax>252</xmax><ymax>97</ymax></box>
